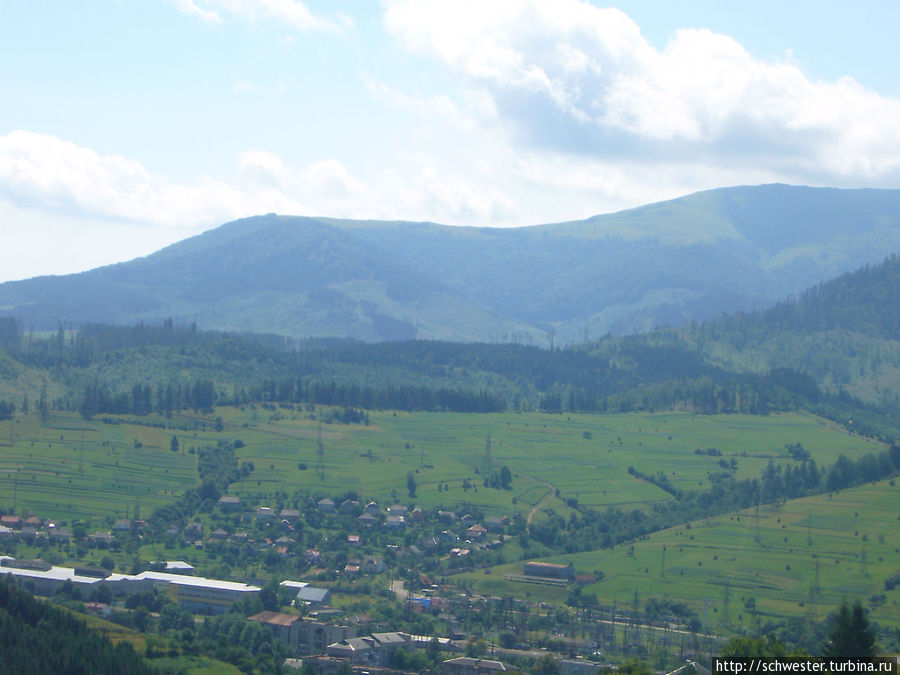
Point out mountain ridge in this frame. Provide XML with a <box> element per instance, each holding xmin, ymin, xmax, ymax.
<box><xmin>3</xmin><ymin>183</ymin><xmax>900</xmax><ymax>342</ymax></box>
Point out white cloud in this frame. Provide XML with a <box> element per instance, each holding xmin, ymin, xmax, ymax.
<box><xmin>173</xmin><ymin>0</ymin><xmax>352</xmax><ymax>33</ymax></box>
<box><xmin>382</xmin><ymin>0</ymin><xmax>900</xmax><ymax>184</ymax></box>
<box><xmin>172</xmin><ymin>0</ymin><xmax>222</xmax><ymax>23</ymax></box>
<box><xmin>0</xmin><ymin>131</ymin><xmax>250</xmax><ymax>228</ymax></box>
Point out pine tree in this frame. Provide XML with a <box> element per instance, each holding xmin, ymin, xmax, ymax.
<box><xmin>821</xmin><ymin>600</ymin><xmax>877</xmax><ymax>658</ymax></box>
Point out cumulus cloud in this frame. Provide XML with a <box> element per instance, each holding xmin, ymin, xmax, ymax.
<box><xmin>382</xmin><ymin>0</ymin><xmax>900</xmax><ymax>184</ymax></box>
<box><xmin>0</xmin><ymin>131</ymin><xmax>252</xmax><ymax>227</ymax></box>
<box><xmin>0</xmin><ymin>131</ymin><xmax>516</xmax><ymax>236</ymax></box>
<box><xmin>173</xmin><ymin>0</ymin><xmax>352</xmax><ymax>34</ymax></box>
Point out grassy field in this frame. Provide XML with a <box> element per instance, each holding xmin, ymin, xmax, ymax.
<box><xmin>466</xmin><ymin>479</ymin><xmax>900</xmax><ymax>630</ymax></box>
<box><xmin>220</xmin><ymin>407</ymin><xmax>885</xmax><ymax>519</ymax></box>
<box><xmin>0</xmin><ymin>413</ymin><xmax>198</xmax><ymax>521</ymax></box>
<box><xmin>0</xmin><ymin>408</ymin><xmax>886</xmax><ymax>525</ymax></box>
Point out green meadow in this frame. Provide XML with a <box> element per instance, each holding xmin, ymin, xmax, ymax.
<box><xmin>0</xmin><ymin>413</ymin><xmax>198</xmax><ymax>521</ymax></box>
<box><xmin>0</xmin><ymin>407</ymin><xmax>886</xmax><ymax>524</ymax></box>
<box><xmin>220</xmin><ymin>407</ymin><xmax>884</xmax><ymax>519</ymax></box>
<box><xmin>468</xmin><ymin>479</ymin><xmax>900</xmax><ymax>629</ymax></box>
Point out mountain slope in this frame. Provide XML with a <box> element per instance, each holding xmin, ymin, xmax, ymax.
<box><xmin>3</xmin><ymin>184</ymin><xmax>900</xmax><ymax>342</ymax></box>
<box><xmin>657</xmin><ymin>253</ymin><xmax>900</xmax><ymax>410</ymax></box>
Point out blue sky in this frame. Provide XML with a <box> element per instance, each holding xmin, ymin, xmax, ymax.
<box><xmin>2</xmin><ymin>0</ymin><xmax>900</xmax><ymax>282</ymax></box>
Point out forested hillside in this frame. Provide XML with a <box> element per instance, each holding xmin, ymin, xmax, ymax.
<box><xmin>0</xmin><ymin>580</ymin><xmax>152</xmax><ymax>674</ymax></box>
<box><xmin>3</xmin><ymin>185</ymin><xmax>900</xmax><ymax>342</ymax></box>
<box><xmin>681</xmin><ymin>253</ymin><xmax>900</xmax><ymax>410</ymax></box>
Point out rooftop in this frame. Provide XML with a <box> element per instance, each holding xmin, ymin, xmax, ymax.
<box><xmin>249</xmin><ymin>611</ymin><xmax>301</xmax><ymax>627</ymax></box>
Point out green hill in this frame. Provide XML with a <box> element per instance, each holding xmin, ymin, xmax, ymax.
<box><xmin>3</xmin><ymin>185</ymin><xmax>900</xmax><ymax>341</ymax></box>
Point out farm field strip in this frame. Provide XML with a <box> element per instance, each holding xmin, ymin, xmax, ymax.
<box><xmin>0</xmin><ymin>407</ymin><xmax>887</xmax><ymax>524</ymax></box>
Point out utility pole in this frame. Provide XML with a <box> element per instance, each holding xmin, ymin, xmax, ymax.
<box><xmin>807</xmin><ymin>509</ymin><xmax>813</xmax><ymax>546</ymax></box>
<box><xmin>754</xmin><ymin>493</ymin><xmax>761</xmax><ymax>544</ymax></box>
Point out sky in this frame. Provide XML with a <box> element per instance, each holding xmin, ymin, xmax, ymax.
<box><xmin>2</xmin><ymin>0</ymin><xmax>900</xmax><ymax>282</ymax></box>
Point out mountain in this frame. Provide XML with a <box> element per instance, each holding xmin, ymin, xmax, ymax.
<box><xmin>3</xmin><ymin>184</ymin><xmax>900</xmax><ymax>342</ymax></box>
<box><xmin>680</xmin><ymin>252</ymin><xmax>900</xmax><ymax>410</ymax></box>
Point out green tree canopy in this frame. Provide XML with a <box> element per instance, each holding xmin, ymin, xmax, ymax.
<box><xmin>821</xmin><ymin>600</ymin><xmax>877</xmax><ymax>658</ymax></box>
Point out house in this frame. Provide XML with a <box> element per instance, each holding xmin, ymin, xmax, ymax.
<box><xmin>523</xmin><ymin>562</ymin><xmax>575</xmax><ymax>580</ymax></box>
<box><xmin>466</xmin><ymin>524</ymin><xmax>487</xmax><ymax>540</ymax></box>
<box><xmin>279</xmin><ymin>508</ymin><xmax>300</xmax><ymax>523</ymax></box>
<box><xmin>165</xmin><ymin>561</ymin><xmax>195</xmax><ymax>575</ymax></box>
<box><xmin>443</xmin><ymin>657</ymin><xmax>509</xmax><ymax>674</ymax></box>
<box><xmin>371</xmin><ymin>632</ymin><xmax>413</xmax><ymax>662</ymax></box>
<box><xmin>347</xmin><ymin>534</ymin><xmax>361</xmax><ymax>546</ymax></box>
<box><xmin>209</xmin><ymin>529</ymin><xmax>228</xmax><ymax>541</ymax></box>
<box><xmin>218</xmin><ymin>495</ymin><xmax>241</xmax><ymax>511</ymax></box>
<box><xmin>49</xmin><ymin>527</ymin><xmax>71</xmax><ymax>543</ymax></box>
<box><xmin>317</xmin><ymin>498</ymin><xmax>335</xmax><ymax>513</ymax></box>
<box><xmin>297</xmin><ymin>586</ymin><xmax>332</xmax><ymax>605</ymax></box>
<box><xmin>326</xmin><ymin>636</ymin><xmax>377</xmax><ymax>664</ymax></box>
<box><xmin>304</xmin><ymin>549</ymin><xmax>322</xmax><ymax>565</ymax></box>
<box><xmin>360</xmin><ymin>555</ymin><xmax>384</xmax><ymax>574</ymax></box>
<box><xmin>438</xmin><ymin>510</ymin><xmax>457</xmax><ymax>522</ymax></box>
<box><xmin>296</xmin><ymin>619</ymin><xmax>352</xmax><ymax>655</ymax></box>
<box><xmin>113</xmin><ymin>518</ymin><xmax>133</xmax><ymax>532</ymax></box>
<box><xmin>256</xmin><ymin>506</ymin><xmax>275</xmax><ymax>520</ymax></box>
<box><xmin>249</xmin><ymin>610</ymin><xmax>302</xmax><ymax>648</ymax></box>
<box><xmin>410</xmin><ymin>507</ymin><xmax>425</xmax><ymax>522</ymax></box>
<box><xmin>326</xmin><ymin>632</ymin><xmax>412</xmax><ymax>667</ymax></box>
<box><xmin>1</xmin><ymin>515</ymin><xmax>23</xmax><ymax>530</ymax></box>
<box><xmin>383</xmin><ymin>515</ymin><xmax>406</xmax><ymax>530</ymax></box>
<box><xmin>364</xmin><ymin>501</ymin><xmax>380</xmax><ymax>515</ymax></box>
<box><xmin>388</xmin><ymin>504</ymin><xmax>408</xmax><ymax>516</ymax></box>
<box><xmin>339</xmin><ymin>500</ymin><xmax>361</xmax><ymax>516</ymax></box>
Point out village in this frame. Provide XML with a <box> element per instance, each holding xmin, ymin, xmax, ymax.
<box><xmin>0</xmin><ymin>487</ymin><xmax>704</xmax><ymax>673</ymax></box>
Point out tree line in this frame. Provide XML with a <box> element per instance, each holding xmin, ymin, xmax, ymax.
<box><xmin>0</xmin><ymin>578</ymin><xmax>153</xmax><ymax>674</ymax></box>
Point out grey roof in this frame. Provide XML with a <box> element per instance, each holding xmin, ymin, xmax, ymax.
<box><xmin>342</xmin><ymin>636</ymin><xmax>374</xmax><ymax>651</ymax></box>
<box><xmin>297</xmin><ymin>586</ymin><xmax>331</xmax><ymax>603</ymax></box>
<box><xmin>444</xmin><ymin>657</ymin><xmax>508</xmax><ymax>671</ymax></box>
<box><xmin>372</xmin><ymin>632</ymin><xmax>408</xmax><ymax>645</ymax></box>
